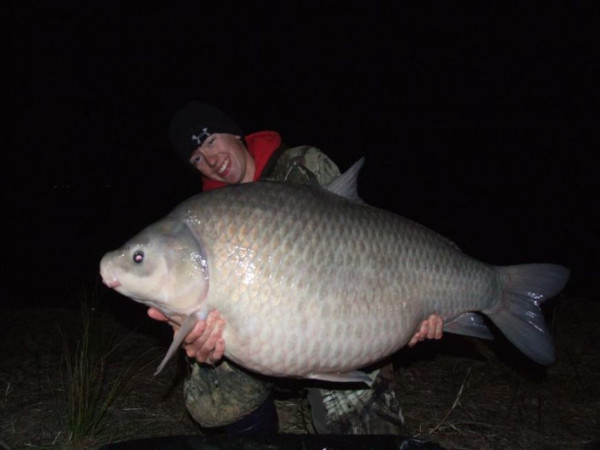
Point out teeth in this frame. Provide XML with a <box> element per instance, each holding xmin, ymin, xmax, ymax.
<box><xmin>218</xmin><ymin>159</ymin><xmax>228</xmax><ymax>175</ymax></box>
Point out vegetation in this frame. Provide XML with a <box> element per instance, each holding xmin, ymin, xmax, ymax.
<box><xmin>58</xmin><ymin>289</ymin><xmax>132</xmax><ymax>447</ymax></box>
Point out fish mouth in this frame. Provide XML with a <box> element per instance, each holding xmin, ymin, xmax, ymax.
<box><xmin>99</xmin><ymin>266</ymin><xmax>121</xmax><ymax>289</ymax></box>
<box><xmin>100</xmin><ymin>275</ymin><xmax>121</xmax><ymax>289</ymax></box>
<box><xmin>104</xmin><ymin>278</ymin><xmax>121</xmax><ymax>289</ymax></box>
<box><xmin>100</xmin><ymin>255</ymin><xmax>122</xmax><ymax>289</ymax></box>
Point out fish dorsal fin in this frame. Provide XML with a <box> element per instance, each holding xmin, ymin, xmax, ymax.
<box><xmin>325</xmin><ymin>158</ymin><xmax>364</xmax><ymax>202</ymax></box>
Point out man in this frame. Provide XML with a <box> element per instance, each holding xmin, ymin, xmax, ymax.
<box><xmin>149</xmin><ymin>101</ymin><xmax>444</xmax><ymax>435</ymax></box>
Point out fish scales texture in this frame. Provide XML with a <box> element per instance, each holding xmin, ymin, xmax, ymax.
<box><xmin>175</xmin><ymin>182</ymin><xmax>498</xmax><ymax>377</ymax></box>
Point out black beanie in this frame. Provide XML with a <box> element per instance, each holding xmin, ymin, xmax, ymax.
<box><xmin>169</xmin><ymin>101</ymin><xmax>244</xmax><ymax>164</ymax></box>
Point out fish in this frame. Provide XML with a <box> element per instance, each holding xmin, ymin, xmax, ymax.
<box><xmin>100</xmin><ymin>159</ymin><xmax>569</xmax><ymax>382</ymax></box>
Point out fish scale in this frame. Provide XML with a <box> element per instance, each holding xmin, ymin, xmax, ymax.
<box><xmin>174</xmin><ymin>184</ymin><xmax>494</xmax><ymax>372</ymax></box>
<box><xmin>100</xmin><ymin>160</ymin><xmax>569</xmax><ymax>382</ymax></box>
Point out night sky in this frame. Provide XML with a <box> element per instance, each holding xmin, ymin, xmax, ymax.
<box><xmin>6</xmin><ymin>3</ymin><xmax>599</xmax><ymax>308</ymax></box>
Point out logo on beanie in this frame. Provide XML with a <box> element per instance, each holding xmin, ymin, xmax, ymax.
<box><xmin>191</xmin><ymin>127</ymin><xmax>210</xmax><ymax>146</ymax></box>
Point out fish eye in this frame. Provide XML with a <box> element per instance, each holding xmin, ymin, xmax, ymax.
<box><xmin>133</xmin><ymin>250</ymin><xmax>144</xmax><ymax>264</ymax></box>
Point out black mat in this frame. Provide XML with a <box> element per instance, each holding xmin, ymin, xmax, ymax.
<box><xmin>99</xmin><ymin>434</ymin><xmax>445</xmax><ymax>450</ymax></box>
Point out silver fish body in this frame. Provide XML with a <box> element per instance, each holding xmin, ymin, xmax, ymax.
<box><xmin>100</xmin><ymin>161</ymin><xmax>569</xmax><ymax>380</ymax></box>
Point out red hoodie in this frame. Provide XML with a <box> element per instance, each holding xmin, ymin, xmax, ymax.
<box><xmin>201</xmin><ymin>131</ymin><xmax>282</xmax><ymax>192</ymax></box>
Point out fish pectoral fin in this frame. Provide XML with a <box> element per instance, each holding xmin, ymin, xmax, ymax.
<box><xmin>306</xmin><ymin>371</ymin><xmax>374</xmax><ymax>387</ymax></box>
<box><xmin>444</xmin><ymin>312</ymin><xmax>494</xmax><ymax>340</ymax></box>
<box><xmin>154</xmin><ymin>314</ymin><xmax>199</xmax><ymax>376</ymax></box>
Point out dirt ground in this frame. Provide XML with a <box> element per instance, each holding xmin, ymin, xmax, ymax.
<box><xmin>1</xmin><ymin>289</ymin><xmax>598</xmax><ymax>449</ymax></box>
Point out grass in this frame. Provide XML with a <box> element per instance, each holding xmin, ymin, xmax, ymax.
<box><xmin>0</xmin><ymin>283</ymin><xmax>200</xmax><ymax>449</ymax></box>
<box><xmin>59</xmin><ymin>307</ymin><xmax>122</xmax><ymax>446</ymax></box>
<box><xmin>56</xmin><ymin>282</ymin><xmax>186</xmax><ymax>449</ymax></box>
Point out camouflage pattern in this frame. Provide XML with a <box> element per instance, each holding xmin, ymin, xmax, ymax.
<box><xmin>308</xmin><ymin>366</ymin><xmax>404</xmax><ymax>434</ymax></box>
<box><xmin>184</xmin><ymin>145</ymin><xmax>403</xmax><ymax>434</ymax></box>
<box><xmin>261</xmin><ymin>145</ymin><xmax>341</xmax><ymax>186</ymax></box>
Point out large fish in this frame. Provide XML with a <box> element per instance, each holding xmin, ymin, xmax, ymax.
<box><xmin>100</xmin><ymin>160</ymin><xmax>569</xmax><ymax>382</ymax></box>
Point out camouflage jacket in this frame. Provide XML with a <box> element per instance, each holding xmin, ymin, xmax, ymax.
<box><xmin>261</xmin><ymin>145</ymin><xmax>340</xmax><ymax>186</ymax></box>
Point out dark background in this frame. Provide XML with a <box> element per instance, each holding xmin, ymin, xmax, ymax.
<box><xmin>6</xmin><ymin>2</ymin><xmax>598</xmax><ymax>308</ymax></box>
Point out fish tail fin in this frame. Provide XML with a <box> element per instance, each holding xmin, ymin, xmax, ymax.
<box><xmin>486</xmin><ymin>264</ymin><xmax>570</xmax><ymax>366</ymax></box>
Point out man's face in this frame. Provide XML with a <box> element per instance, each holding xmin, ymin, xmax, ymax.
<box><xmin>189</xmin><ymin>133</ymin><xmax>251</xmax><ymax>184</ymax></box>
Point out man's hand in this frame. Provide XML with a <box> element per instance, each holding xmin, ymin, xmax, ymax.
<box><xmin>147</xmin><ymin>308</ymin><xmax>226</xmax><ymax>364</ymax></box>
<box><xmin>408</xmin><ymin>314</ymin><xmax>443</xmax><ymax>348</ymax></box>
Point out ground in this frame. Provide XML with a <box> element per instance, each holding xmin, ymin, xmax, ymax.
<box><xmin>1</xmin><ymin>290</ymin><xmax>598</xmax><ymax>449</ymax></box>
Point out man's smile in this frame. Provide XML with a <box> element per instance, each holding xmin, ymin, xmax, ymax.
<box><xmin>217</xmin><ymin>157</ymin><xmax>231</xmax><ymax>177</ymax></box>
